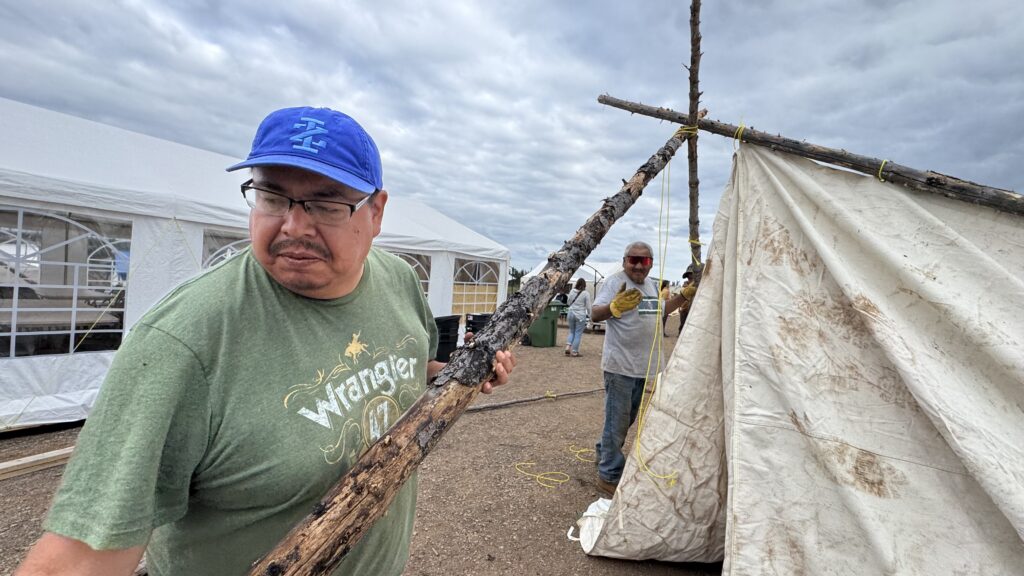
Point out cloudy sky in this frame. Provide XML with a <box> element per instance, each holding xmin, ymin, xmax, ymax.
<box><xmin>1</xmin><ymin>0</ymin><xmax>1021</xmax><ymax>278</ymax></box>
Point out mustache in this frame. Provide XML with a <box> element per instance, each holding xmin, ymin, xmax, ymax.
<box><xmin>269</xmin><ymin>239</ymin><xmax>331</xmax><ymax>260</ymax></box>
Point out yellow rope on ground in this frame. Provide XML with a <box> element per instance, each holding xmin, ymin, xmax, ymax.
<box><xmin>568</xmin><ymin>445</ymin><xmax>597</xmax><ymax>463</ymax></box>
<box><xmin>514</xmin><ymin>462</ymin><xmax>570</xmax><ymax>489</ymax></box>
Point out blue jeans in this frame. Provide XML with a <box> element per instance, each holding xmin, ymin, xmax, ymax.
<box><xmin>566</xmin><ymin>313</ymin><xmax>586</xmax><ymax>353</ymax></box>
<box><xmin>596</xmin><ymin>371</ymin><xmax>647</xmax><ymax>483</ymax></box>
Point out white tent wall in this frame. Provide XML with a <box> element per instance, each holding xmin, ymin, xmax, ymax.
<box><xmin>497</xmin><ymin>259</ymin><xmax>509</xmax><ymax>307</ymax></box>
<box><xmin>423</xmin><ymin>250</ymin><xmax>454</xmax><ymax>320</ymax></box>
<box><xmin>582</xmin><ymin>146</ymin><xmax>1024</xmax><ymax>573</ymax></box>
<box><xmin>394</xmin><ymin>250</ymin><xmax>508</xmax><ymax>323</ymax></box>
<box><xmin>0</xmin><ymin>351</ymin><xmax>111</xmax><ymax>428</ymax></box>
<box><xmin>1</xmin><ymin>98</ymin><xmax>510</xmax><ymax>429</ymax></box>
<box><xmin>126</xmin><ymin>216</ymin><xmax>206</xmax><ymax>329</ymax></box>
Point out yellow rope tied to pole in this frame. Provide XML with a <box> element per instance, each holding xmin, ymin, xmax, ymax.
<box><xmin>688</xmin><ymin>238</ymin><xmax>704</xmax><ymax>267</ymax></box>
<box><xmin>674</xmin><ymin>125</ymin><xmax>699</xmax><ymax>139</ymax></box>
<box><xmin>732</xmin><ymin>123</ymin><xmax>746</xmax><ymax>150</ymax></box>
<box><xmin>877</xmin><ymin>159</ymin><xmax>889</xmax><ymax>182</ymax></box>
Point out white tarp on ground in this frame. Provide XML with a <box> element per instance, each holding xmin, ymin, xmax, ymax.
<box><xmin>581</xmin><ymin>145</ymin><xmax>1024</xmax><ymax>573</ymax></box>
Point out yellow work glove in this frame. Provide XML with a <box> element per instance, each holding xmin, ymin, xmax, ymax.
<box><xmin>682</xmin><ymin>284</ymin><xmax>697</xmax><ymax>300</ymax></box>
<box><xmin>609</xmin><ymin>283</ymin><xmax>643</xmax><ymax>318</ymax></box>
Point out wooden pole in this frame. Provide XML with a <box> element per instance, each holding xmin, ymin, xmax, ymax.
<box><xmin>685</xmin><ymin>0</ymin><xmax>704</xmax><ymax>274</ymax></box>
<box><xmin>0</xmin><ymin>447</ymin><xmax>73</xmax><ymax>481</ymax></box>
<box><xmin>247</xmin><ymin>130</ymin><xmax>694</xmax><ymax>576</ymax></box>
<box><xmin>466</xmin><ymin>388</ymin><xmax>603</xmax><ymax>414</ymax></box>
<box><xmin>597</xmin><ymin>95</ymin><xmax>1024</xmax><ymax>217</ymax></box>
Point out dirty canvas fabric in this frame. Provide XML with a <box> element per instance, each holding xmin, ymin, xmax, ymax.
<box><xmin>583</xmin><ymin>145</ymin><xmax>1024</xmax><ymax>573</ymax></box>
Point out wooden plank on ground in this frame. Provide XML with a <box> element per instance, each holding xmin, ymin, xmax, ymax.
<box><xmin>0</xmin><ymin>446</ymin><xmax>74</xmax><ymax>481</ymax></box>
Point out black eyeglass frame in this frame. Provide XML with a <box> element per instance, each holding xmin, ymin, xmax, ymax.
<box><xmin>240</xmin><ymin>179</ymin><xmax>377</xmax><ymax>220</ymax></box>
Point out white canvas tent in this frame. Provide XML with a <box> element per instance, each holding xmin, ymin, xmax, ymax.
<box><xmin>0</xmin><ymin>98</ymin><xmax>509</xmax><ymax>429</ymax></box>
<box><xmin>579</xmin><ymin>146</ymin><xmax>1024</xmax><ymax>573</ymax></box>
<box><xmin>523</xmin><ymin>258</ymin><xmax>622</xmax><ymax>289</ymax></box>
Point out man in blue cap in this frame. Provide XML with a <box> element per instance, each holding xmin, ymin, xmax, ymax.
<box><xmin>18</xmin><ymin>107</ymin><xmax>515</xmax><ymax>576</ymax></box>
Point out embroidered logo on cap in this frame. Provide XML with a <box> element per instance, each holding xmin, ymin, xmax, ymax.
<box><xmin>291</xmin><ymin>117</ymin><xmax>328</xmax><ymax>154</ymax></box>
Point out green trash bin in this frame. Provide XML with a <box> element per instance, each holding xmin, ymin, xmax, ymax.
<box><xmin>528</xmin><ymin>302</ymin><xmax>563</xmax><ymax>347</ymax></box>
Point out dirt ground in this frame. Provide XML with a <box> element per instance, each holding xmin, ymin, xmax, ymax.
<box><xmin>0</xmin><ymin>321</ymin><xmax>720</xmax><ymax>576</ymax></box>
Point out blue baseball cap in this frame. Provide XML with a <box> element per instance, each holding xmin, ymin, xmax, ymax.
<box><xmin>226</xmin><ymin>106</ymin><xmax>383</xmax><ymax>194</ymax></box>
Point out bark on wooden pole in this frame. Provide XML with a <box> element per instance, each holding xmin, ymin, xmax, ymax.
<box><xmin>598</xmin><ymin>95</ymin><xmax>1024</xmax><ymax>217</ymax></box>
<box><xmin>685</xmin><ymin>0</ymin><xmax>704</xmax><ymax>273</ymax></box>
<box><xmin>247</xmin><ymin>130</ymin><xmax>693</xmax><ymax>576</ymax></box>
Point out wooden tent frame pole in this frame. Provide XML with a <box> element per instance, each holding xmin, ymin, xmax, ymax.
<box><xmin>685</xmin><ymin>0</ymin><xmax>703</xmax><ymax>268</ymax></box>
<box><xmin>247</xmin><ymin>129</ymin><xmax>694</xmax><ymax>576</ymax></box>
<box><xmin>598</xmin><ymin>95</ymin><xmax>1024</xmax><ymax>217</ymax></box>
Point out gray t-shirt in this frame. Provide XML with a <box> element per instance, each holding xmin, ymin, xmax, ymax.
<box><xmin>594</xmin><ymin>270</ymin><xmax>661</xmax><ymax>377</ymax></box>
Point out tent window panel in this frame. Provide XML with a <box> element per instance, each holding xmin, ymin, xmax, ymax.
<box><xmin>453</xmin><ymin>259</ymin><xmax>499</xmax><ymax>284</ymax></box>
<box><xmin>203</xmin><ymin>230</ymin><xmax>250</xmax><ymax>268</ymax></box>
<box><xmin>11</xmin><ymin>333</ymin><xmax>71</xmax><ymax>357</ymax></box>
<box><xmin>388</xmin><ymin>252</ymin><xmax>430</xmax><ymax>297</ymax></box>
<box><xmin>453</xmin><ymin>258</ymin><xmax>499</xmax><ymax>316</ymax></box>
<box><xmin>73</xmin><ymin>330</ymin><xmax>124</xmax><ymax>353</ymax></box>
<box><xmin>0</xmin><ymin>207</ymin><xmax>131</xmax><ymax>358</ymax></box>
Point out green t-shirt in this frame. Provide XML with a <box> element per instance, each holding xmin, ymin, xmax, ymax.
<box><xmin>45</xmin><ymin>247</ymin><xmax>438</xmax><ymax>576</ymax></box>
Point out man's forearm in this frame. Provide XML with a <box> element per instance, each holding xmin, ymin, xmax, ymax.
<box><xmin>664</xmin><ymin>293</ymin><xmax>688</xmax><ymax>316</ymax></box>
<box><xmin>591</xmin><ymin>304</ymin><xmax>613</xmax><ymax>323</ymax></box>
<box><xmin>16</xmin><ymin>533</ymin><xmax>145</xmax><ymax>576</ymax></box>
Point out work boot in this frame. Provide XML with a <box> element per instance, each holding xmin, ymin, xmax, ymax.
<box><xmin>596</xmin><ymin>476</ymin><xmax>619</xmax><ymax>496</ymax></box>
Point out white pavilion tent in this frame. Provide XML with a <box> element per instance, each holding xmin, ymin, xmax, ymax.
<box><xmin>523</xmin><ymin>258</ymin><xmax>622</xmax><ymax>298</ymax></box>
<box><xmin>0</xmin><ymin>97</ymin><xmax>509</xmax><ymax>429</ymax></box>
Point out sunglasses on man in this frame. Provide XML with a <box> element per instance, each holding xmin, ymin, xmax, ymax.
<box><xmin>624</xmin><ymin>255</ymin><xmax>654</xmax><ymax>267</ymax></box>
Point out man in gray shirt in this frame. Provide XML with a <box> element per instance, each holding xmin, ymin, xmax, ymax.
<box><xmin>590</xmin><ymin>241</ymin><xmax>689</xmax><ymax>494</ymax></box>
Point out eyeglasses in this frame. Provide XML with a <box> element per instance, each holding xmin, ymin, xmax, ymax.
<box><xmin>624</xmin><ymin>255</ymin><xmax>653</xmax><ymax>267</ymax></box>
<box><xmin>240</xmin><ymin>179</ymin><xmax>375</xmax><ymax>226</ymax></box>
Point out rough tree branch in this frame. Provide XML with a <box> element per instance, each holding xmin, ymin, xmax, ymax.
<box><xmin>598</xmin><ymin>94</ymin><xmax>1024</xmax><ymax>217</ymax></box>
<box><xmin>247</xmin><ymin>128</ymin><xmax>694</xmax><ymax>576</ymax></box>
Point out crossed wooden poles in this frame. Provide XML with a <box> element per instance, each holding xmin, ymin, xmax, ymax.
<box><xmin>248</xmin><ymin>93</ymin><xmax>1020</xmax><ymax>575</ymax></box>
